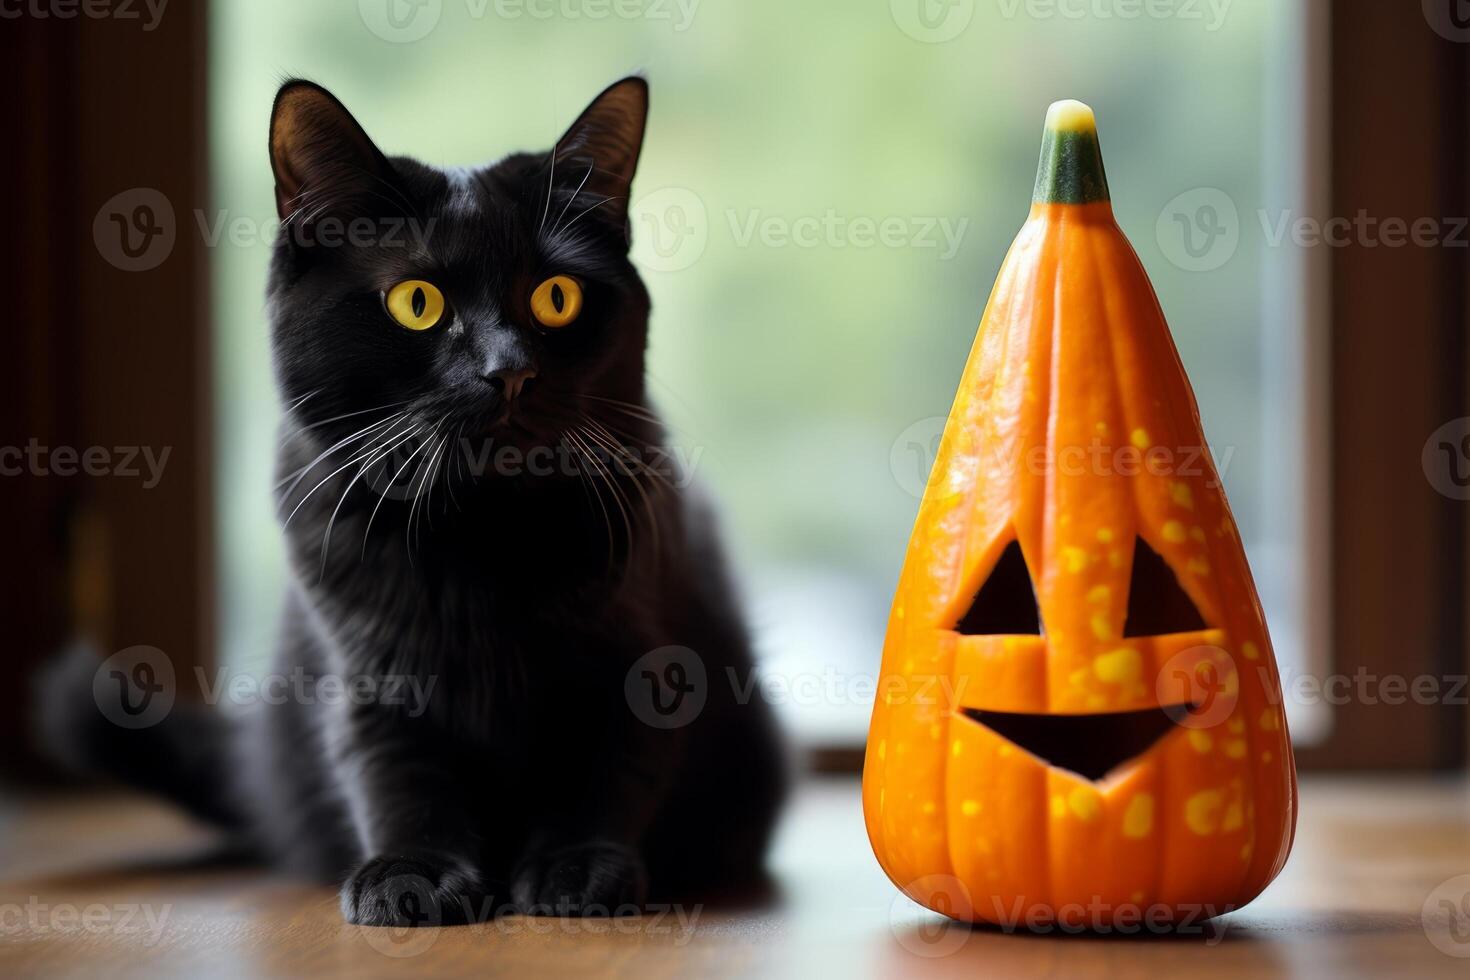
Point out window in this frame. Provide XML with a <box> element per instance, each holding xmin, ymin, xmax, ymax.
<box><xmin>211</xmin><ymin>1</ymin><xmax>1325</xmax><ymax>749</ymax></box>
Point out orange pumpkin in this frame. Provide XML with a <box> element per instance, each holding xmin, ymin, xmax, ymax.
<box><xmin>863</xmin><ymin>100</ymin><xmax>1296</xmax><ymax>928</ymax></box>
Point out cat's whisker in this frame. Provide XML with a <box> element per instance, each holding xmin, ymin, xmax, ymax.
<box><xmin>563</xmin><ymin>433</ymin><xmax>616</xmax><ymax>563</ymax></box>
<box><xmin>538</xmin><ymin>139</ymin><xmax>560</xmax><ymax>237</ymax></box>
<box><xmin>578</xmin><ymin>393</ymin><xmax>670</xmax><ymax>429</ymax></box>
<box><xmin>569</xmin><ymin>427</ymin><xmax>635</xmax><ymax>558</ymax></box>
<box><xmin>292</xmin><ymin>418</ymin><xmax>421</xmax><ymax>555</ymax></box>
<box><xmin>296</xmin><ymin>400</ymin><xmax>414</xmax><ymax>434</ymax></box>
<box><xmin>445</xmin><ymin>419</ymin><xmax>466</xmax><ymax>514</ymax></box>
<box><xmin>357</xmin><ymin>423</ymin><xmax>432</xmax><ymax>560</ymax></box>
<box><xmin>278</xmin><ymin>414</ymin><xmax>410</xmax><ymax>520</ymax></box>
<box><xmin>578</xmin><ymin>421</ymin><xmax>665</xmax><ymax>564</ymax></box>
<box><xmin>285</xmin><ymin>388</ymin><xmax>322</xmax><ymax>412</ymax></box>
<box><xmin>558</xmin><ymin>195</ymin><xmax>624</xmax><ymax>238</ymax></box>
<box><xmin>549</xmin><ymin>161</ymin><xmax>596</xmax><ymax>237</ymax></box>
<box><xmin>584</xmin><ymin>416</ymin><xmax>677</xmax><ymax>484</ymax></box>
<box><xmin>423</xmin><ymin>427</ymin><xmax>452</xmax><ymax>539</ymax></box>
<box><xmin>404</xmin><ymin>422</ymin><xmax>447</xmax><ymax>562</ymax></box>
<box><xmin>318</xmin><ymin>450</ymin><xmax>380</xmax><ymax>582</ymax></box>
<box><xmin>580</xmin><ymin>413</ymin><xmax>676</xmax><ymax>494</ymax></box>
<box><xmin>567</xmin><ymin>428</ymin><xmax>631</xmax><ymax>554</ymax></box>
<box><xmin>276</xmin><ymin>411</ymin><xmax>406</xmax><ymax>496</ymax></box>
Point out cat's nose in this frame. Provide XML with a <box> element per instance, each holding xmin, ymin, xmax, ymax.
<box><xmin>482</xmin><ymin>366</ymin><xmax>537</xmax><ymax>401</ymax></box>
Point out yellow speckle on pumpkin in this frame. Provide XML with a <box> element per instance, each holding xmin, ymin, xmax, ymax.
<box><xmin>1185</xmin><ymin>789</ymin><xmax>1225</xmax><ymax>835</ymax></box>
<box><xmin>1050</xmin><ymin>795</ymin><xmax>1066</xmax><ymax>818</ymax></box>
<box><xmin>1062</xmin><ymin>546</ymin><xmax>1089</xmax><ymax>573</ymax></box>
<box><xmin>1261</xmin><ymin>751</ymin><xmax>1273</xmax><ymax>763</ymax></box>
<box><xmin>877</xmin><ymin>740</ymin><xmax>887</xmax><ymax>761</ymax></box>
<box><xmin>1227</xmin><ymin>717</ymin><xmax>1245</xmax><ymax>734</ymax></box>
<box><xmin>961</xmin><ymin>799</ymin><xmax>981</xmax><ymax>817</ymax></box>
<box><xmin>1223</xmin><ymin>800</ymin><xmax>1243</xmax><ymax>831</ymax></box>
<box><xmin>1086</xmin><ymin>693</ymin><xmax>1106</xmax><ymax>709</ymax></box>
<box><xmin>1187</xmin><ymin>557</ymin><xmax>1211</xmax><ymax>576</ymax></box>
<box><xmin>1130</xmin><ymin>890</ymin><xmax>1145</xmax><ymax>905</ymax></box>
<box><xmin>1225</xmin><ymin>739</ymin><xmax>1247</xmax><ymax>759</ymax></box>
<box><xmin>1242</xmin><ymin>641</ymin><xmax>1260</xmax><ymax>661</ymax></box>
<box><xmin>1086</xmin><ymin>584</ymin><xmax>1111</xmax><ymax>604</ymax></box>
<box><xmin>1068</xmin><ymin>785</ymin><xmax>1102</xmax><ymax>822</ymax></box>
<box><xmin>1162</xmin><ymin>520</ymin><xmax>1187</xmax><ymax>543</ymax></box>
<box><xmin>998</xmin><ymin>744</ymin><xmax>1014</xmax><ymax>758</ymax></box>
<box><xmin>1123</xmin><ymin>793</ymin><xmax>1154</xmax><ymax>838</ymax></box>
<box><xmin>1094</xmin><ymin>647</ymin><xmax>1143</xmax><ymax>686</ymax></box>
<box><xmin>1095</xmin><ymin>421</ymin><xmax>1109</xmax><ymax>436</ymax></box>
<box><xmin>929</xmin><ymin>722</ymin><xmax>942</xmax><ymax>740</ymax></box>
<box><xmin>1096</xmin><ymin>527</ymin><xmax>1115</xmax><ymax>544</ymax></box>
<box><xmin>1069</xmin><ymin>667</ymin><xmax>1089</xmax><ymax>687</ymax></box>
<box><xmin>1169</xmin><ymin>482</ymin><xmax>1194</xmax><ymax>510</ymax></box>
<box><xmin>1108</xmin><ymin>549</ymin><xmax>1124</xmax><ymax>568</ymax></box>
<box><xmin>921</xmin><ymin>801</ymin><xmax>936</xmax><ymax>816</ymax></box>
<box><xmin>1240</xmin><ymin>843</ymin><xmax>1253</xmax><ymax>861</ymax></box>
<box><xmin>1090</xmin><ymin>613</ymin><xmax>1112</xmax><ymax>641</ymax></box>
<box><xmin>1259</xmin><ymin>709</ymin><xmax>1280</xmax><ymax>731</ymax></box>
<box><xmin>1130</xmin><ymin>427</ymin><xmax>1151</xmax><ymax>449</ymax></box>
<box><xmin>1188</xmin><ymin>730</ymin><xmax>1213</xmax><ymax>753</ymax></box>
<box><xmin>1189</xmin><ymin>526</ymin><xmax>1206</xmax><ymax>543</ymax></box>
<box><xmin>951</xmin><ymin>739</ymin><xmax>963</xmax><ymax>758</ymax></box>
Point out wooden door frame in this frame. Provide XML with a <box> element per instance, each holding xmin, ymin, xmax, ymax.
<box><xmin>1298</xmin><ymin>1</ymin><xmax>1469</xmax><ymax>770</ymax></box>
<box><xmin>1</xmin><ymin>2</ymin><xmax>213</xmax><ymax>782</ymax></box>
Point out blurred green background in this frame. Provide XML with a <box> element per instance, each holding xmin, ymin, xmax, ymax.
<box><xmin>211</xmin><ymin>0</ymin><xmax>1305</xmax><ymax>743</ymax></box>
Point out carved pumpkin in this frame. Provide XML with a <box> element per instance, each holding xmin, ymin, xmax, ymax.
<box><xmin>863</xmin><ymin>101</ymin><xmax>1296</xmax><ymax>926</ymax></box>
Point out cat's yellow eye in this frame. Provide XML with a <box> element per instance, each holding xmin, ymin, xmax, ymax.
<box><xmin>530</xmin><ymin>275</ymin><xmax>582</xmax><ymax>329</ymax></box>
<box><xmin>384</xmin><ymin>279</ymin><xmax>445</xmax><ymax>331</ymax></box>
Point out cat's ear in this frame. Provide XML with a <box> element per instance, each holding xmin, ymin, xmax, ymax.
<box><xmin>269</xmin><ymin>80</ymin><xmax>404</xmax><ymax>228</ymax></box>
<box><xmin>549</xmin><ymin>77</ymin><xmax>648</xmax><ymax>233</ymax></box>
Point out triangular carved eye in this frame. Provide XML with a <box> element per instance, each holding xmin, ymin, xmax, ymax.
<box><xmin>955</xmin><ymin>541</ymin><xmax>1043</xmax><ymax>635</ymax></box>
<box><xmin>1123</xmin><ymin>536</ymin><xmax>1207</xmax><ymax>636</ymax></box>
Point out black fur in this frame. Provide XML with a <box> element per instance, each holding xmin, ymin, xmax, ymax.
<box><xmin>41</xmin><ymin>77</ymin><xmax>786</xmax><ymax>926</ymax></box>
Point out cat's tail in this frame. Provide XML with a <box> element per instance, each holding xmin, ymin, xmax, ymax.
<box><xmin>33</xmin><ymin>642</ymin><xmax>247</xmax><ymax>830</ymax></box>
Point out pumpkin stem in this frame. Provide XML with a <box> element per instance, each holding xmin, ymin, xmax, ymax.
<box><xmin>1032</xmin><ymin>100</ymin><xmax>1111</xmax><ymax>206</ymax></box>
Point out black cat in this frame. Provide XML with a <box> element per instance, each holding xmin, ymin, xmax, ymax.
<box><xmin>41</xmin><ymin>77</ymin><xmax>786</xmax><ymax>926</ymax></box>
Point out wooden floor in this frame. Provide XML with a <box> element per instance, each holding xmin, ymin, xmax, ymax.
<box><xmin>2</xmin><ymin>775</ymin><xmax>1469</xmax><ymax>977</ymax></box>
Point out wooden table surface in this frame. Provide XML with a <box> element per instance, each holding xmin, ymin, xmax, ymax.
<box><xmin>2</xmin><ymin>775</ymin><xmax>1469</xmax><ymax>978</ymax></box>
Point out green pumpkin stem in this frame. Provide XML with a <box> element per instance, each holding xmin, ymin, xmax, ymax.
<box><xmin>1032</xmin><ymin>100</ymin><xmax>1111</xmax><ymax>206</ymax></box>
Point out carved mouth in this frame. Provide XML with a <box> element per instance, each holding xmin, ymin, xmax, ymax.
<box><xmin>961</xmin><ymin>704</ymin><xmax>1195</xmax><ymax>781</ymax></box>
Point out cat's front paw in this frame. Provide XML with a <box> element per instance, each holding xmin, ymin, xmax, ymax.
<box><xmin>512</xmin><ymin>840</ymin><xmax>648</xmax><ymax>915</ymax></box>
<box><xmin>341</xmin><ymin>851</ymin><xmax>485</xmax><ymax>927</ymax></box>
